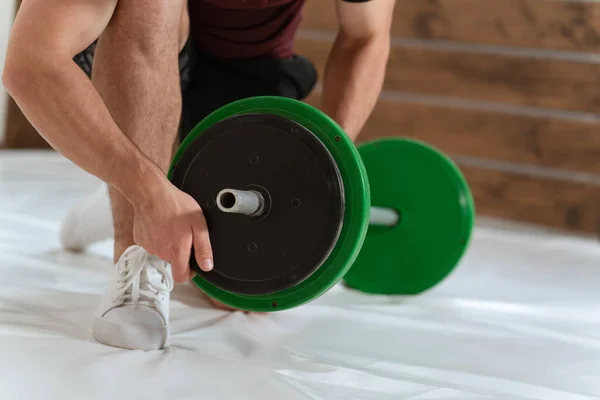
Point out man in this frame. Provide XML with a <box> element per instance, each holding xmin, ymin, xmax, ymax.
<box><xmin>3</xmin><ymin>0</ymin><xmax>395</xmax><ymax>351</ymax></box>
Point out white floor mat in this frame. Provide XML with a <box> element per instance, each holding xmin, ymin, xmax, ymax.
<box><xmin>1</xmin><ymin>151</ymin><xmax>599</xmax><ymax>400</ymax></box>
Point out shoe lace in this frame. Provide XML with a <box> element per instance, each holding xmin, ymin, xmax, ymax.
<box><xmin>113</xmin><ymin>247</ymin><xmax>174</xmax><ymax>307</ymax></box>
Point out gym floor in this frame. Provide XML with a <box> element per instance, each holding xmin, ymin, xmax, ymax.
<box><xmin>1</xmin><ymin>150</ymin><xmax>600</xmax><ymax>400</ymax></box>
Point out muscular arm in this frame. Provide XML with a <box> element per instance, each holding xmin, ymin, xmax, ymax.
<box><xmin>2</xmin><ymin>0</ymin><xmax>166</xmax><ymax>206</ymax></box>
<box><xmin>321</xmin><ymin>0</ymin><xmax>395</xmax><ymax>141</ymax></box>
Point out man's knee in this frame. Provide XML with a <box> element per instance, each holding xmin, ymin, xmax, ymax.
<box><xmin>106</xmin><ymin>0</ymin><xmax>187</xmax><ymax>54</ymax></box>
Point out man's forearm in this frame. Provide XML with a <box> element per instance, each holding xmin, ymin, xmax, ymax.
<box><xmin>321</xmin><ymin>32</ymin><xmax>390</xmax><ymax>141</ymax></box>
<box><xmin>2</xmin><ymin>51</ymin><xmax>165</xmax><ymax>206</ymax></box>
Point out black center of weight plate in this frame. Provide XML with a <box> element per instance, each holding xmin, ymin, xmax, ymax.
<box><xmin>170</xmin><ymin>113</ymin><xmax>345</xmax><ymax>295</ymax></box>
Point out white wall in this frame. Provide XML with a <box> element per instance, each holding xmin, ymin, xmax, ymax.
<box><xmin>0</xmin><ymin>0</ymin><xmax>16</xmax><ymax>144</ymax></box>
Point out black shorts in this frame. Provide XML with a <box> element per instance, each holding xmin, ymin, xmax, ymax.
<box><xmin>74</xmin><ymin>38</ymin><xmax>318</xmax><ymax>142</ymax></box>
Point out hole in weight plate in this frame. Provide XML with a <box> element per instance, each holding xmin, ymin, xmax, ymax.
<box><xmin>219</xmin><ymin>192</ymin><xmax>236</xmax><ymax>209</ymax></box>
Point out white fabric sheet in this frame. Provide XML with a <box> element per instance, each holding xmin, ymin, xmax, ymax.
<box><xmin>1</xmin><ymin>151</ymin><xmax>599</xmax><ymax>400</ymax></box>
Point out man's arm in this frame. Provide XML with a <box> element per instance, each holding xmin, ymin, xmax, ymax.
<box><xmin>2</xmin><ymin>0</ymin><xmax>166</xmax><ymax>207</ymax></box>
<box><xmin>321</xmin><ymin>0</ymin><xmax>395</xmax><ymax>141</ymax></box>
<box><xmin>3</xmin><ymin>0</ymin><xmax>214</xmax><ymax>280</ymax></box>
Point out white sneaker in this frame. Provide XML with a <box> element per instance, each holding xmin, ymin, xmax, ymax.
<box><xmin>60</xmin><ymin>184</ymin><xmax>114</xmax><ymax>251</ymax></box>
<box><xmin>92</xmin><ymin>245</ymin><xmax>173</xmax><ymax>350</ymax></box>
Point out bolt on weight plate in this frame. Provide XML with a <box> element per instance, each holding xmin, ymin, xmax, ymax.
<box><xmin>343</xmin><ymin>138</ymin><xmax>475</xmax><ymax>295</ymax></box>
<box><xmin>168</xmin><ymin>96</ymin><xmax>370</xmax><ymax>313</ymax></box>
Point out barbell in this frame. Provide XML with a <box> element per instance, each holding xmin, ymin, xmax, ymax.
<box><xmin>168</xmin><ymin>96</ymin><xmax>474</xmax><ymax>312</ymax></box>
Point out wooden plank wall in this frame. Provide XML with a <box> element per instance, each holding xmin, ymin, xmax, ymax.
<box><xmin>299</xmin><ymin>0</ymin><xmax>600</xmax><ymax>235</ymax></box>
<box><xmin>3</xmin><ymin>0</ymin><xmax>600</xmax><ymax>234</ymax></box>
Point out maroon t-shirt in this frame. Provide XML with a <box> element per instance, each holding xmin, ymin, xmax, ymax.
<box><xmin>188</xmin><ymin>0</ymin><xmax>305</xmax><ymax>59</ymax></box>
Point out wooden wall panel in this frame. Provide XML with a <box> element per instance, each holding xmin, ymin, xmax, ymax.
<box><xmin>304</xmin><ymin>92</ymin><xmax>600</xmax><ymax>174</ymax></box>
<box><xmin>296</xmin><ymin>37</ymin><xmax>600</xmax><ymax>114</ymax></box>
<box><xmin>463</xmin><ymin>167</ymin><xmax>600</xmax><ymax>234</ymax></box>
<box><xmin>303</xmin><ymin>0</ymin><xmax>600</xmax><ymax>51</ymax></box>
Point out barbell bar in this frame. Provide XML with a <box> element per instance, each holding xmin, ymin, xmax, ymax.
<box><xmin>216</xmin><ymin>188</ymin><xmax>400</xmax><ymax>227</ymax></box>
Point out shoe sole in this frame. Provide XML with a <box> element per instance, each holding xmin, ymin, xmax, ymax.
<box><xmin>92</xmin><ymin>316</ymin><xmax>169</xmax><ymax>351</ymax></box>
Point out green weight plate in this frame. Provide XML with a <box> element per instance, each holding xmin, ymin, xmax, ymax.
<box><xmin>344</xmin><ymin>138</ymin><xmax>475</xmax><ymax>295</ymax></box>
<box><xmin>169</xmin><ymin>96</ymin><xmax>370</xmax><ymax>312</ymax></box>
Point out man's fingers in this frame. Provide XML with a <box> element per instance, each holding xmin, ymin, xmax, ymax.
<box><xmin>171</xmin><ymin>241</ymin><xmax>193</xmax><ymax>283</ymax></box>
<box><xmin>192</xmin><ymin>220</ymin><xmax>213</xmax><ymax>272</ymax></box>
<box><xmin>194</xmin><ymin>240</ymin><xmax>213</xmax><ymax>272</ymax></box>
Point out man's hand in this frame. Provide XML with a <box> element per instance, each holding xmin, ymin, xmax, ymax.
<box><xmin>132</xmin><ymin>180</ymin><xmax>214</xmax><ymax>283</ymax></box>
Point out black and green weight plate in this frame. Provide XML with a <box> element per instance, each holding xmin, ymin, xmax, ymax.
<box><xmin>168</xmin><ymin>96</ymin><xmax>370</xmax><ymax>312</ymax></box>
<box><xmin>343</xmin><ymin>138</ymin><xmax>475</xmax><ymax>295</ymax></box>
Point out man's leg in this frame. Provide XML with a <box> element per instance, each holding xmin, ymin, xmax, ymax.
<box><xmin>92</xmin><ymin>1</ymin><xmax>189</xmax><ymax>262</ymax></box>
<box><xmin>89</xmin><ymin>0</ymin><xmax>189</xmax><ymax>350</ymax></box>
